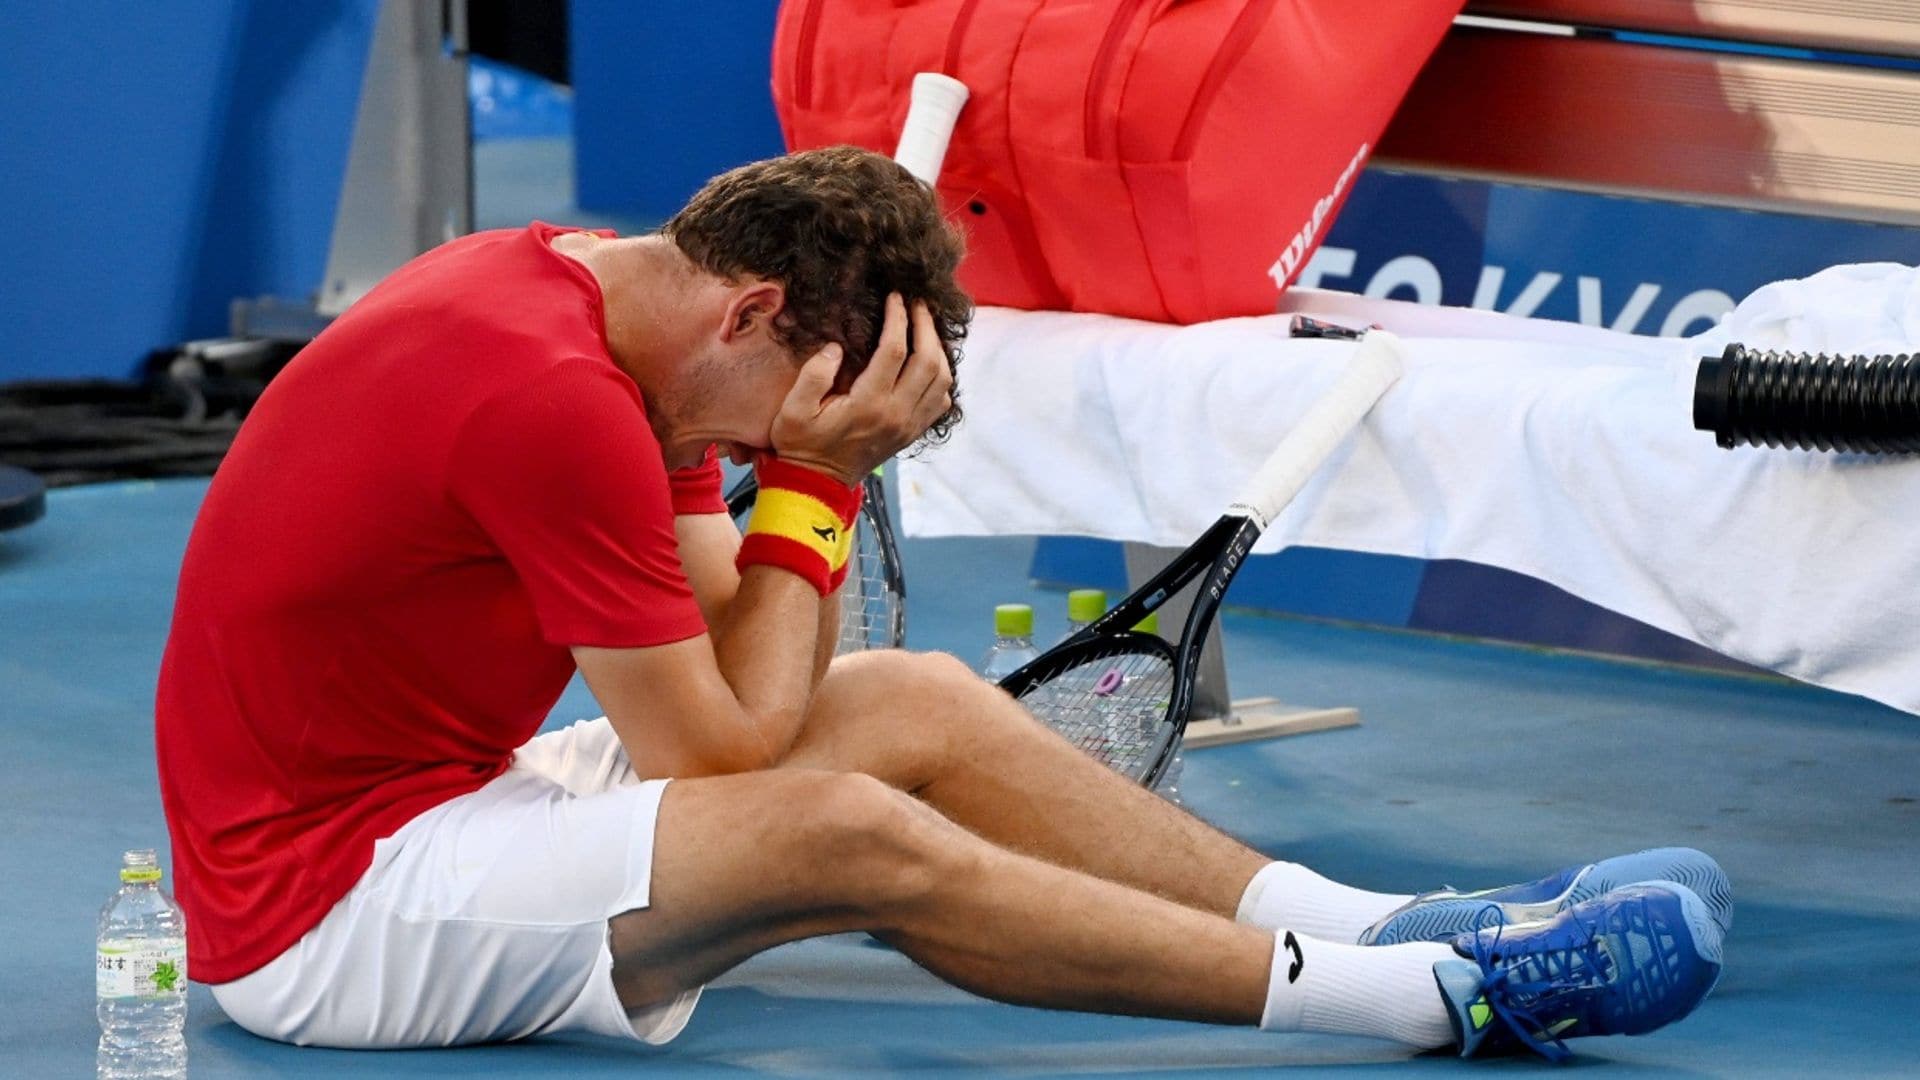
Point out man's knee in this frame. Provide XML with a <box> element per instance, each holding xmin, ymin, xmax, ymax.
<box><xmin>834</xmin><ymin>647</ymin><xmax>980</xmax><ymax>696</ymax></box>
<box><xmin>796</xmin><ymin>771</ymin><xmax>964</xmax><ymax>911</ymax></box>
<box><xmin>814</xmin><ymin>647</ymin><xmax>974</xmax><ymax>717</ymax></box>
<box><xmin>841</xmin><ymin>649</ymin><xmax>1024</xmax><ymax>735</ymax></box>
<box><xmin>788</xmin><ymin>649</ymin><xmax>1045</xmax><ymax>783</ymax></box>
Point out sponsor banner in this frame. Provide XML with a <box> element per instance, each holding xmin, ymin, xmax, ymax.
<box><xmin>1302</xmin><ymin>170</ymin><xmax>1920</xmax><ymax>336</ymax></box>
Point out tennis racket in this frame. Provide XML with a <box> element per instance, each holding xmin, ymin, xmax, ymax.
<box><xmin>728</xmin><ymin>470</ymin><xmax>907</xmax><ymax>652</ymax></box>
<box><xmin>998</xmin><ymin>332</ymin><xmax>1406</xmax><ymax>788</ymax></box>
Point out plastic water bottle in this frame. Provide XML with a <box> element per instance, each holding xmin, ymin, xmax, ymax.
<box><xmin>978</xmin><ymin>603</ymin><xmax>1041</xmax><ymax>681</ymax></box>
<box><xmin>980</xmin><ymin>603</ymin><xmax>1063</xmax><ymax>719</ymax></box>
<box><xmin>98</xmin><ymin>849</ymin><xmax>187</xmax><ymax>1080</ymax></box>
<box><xmin>1062</xmin><ymin>588</ymin><xmax>1106</xmax><ymax>644</ymax></box>
<box><xmin>1055</xmin><ymin>591</ymin><xmax>1106</xmax><ymax>707</ymax></box>
<box><xmin>1053</xmin><ymin>590</ymin><xmax>1114</xmax><ymax>752</ymax></box>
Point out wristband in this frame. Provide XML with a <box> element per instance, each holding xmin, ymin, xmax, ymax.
<box><xmin>737</xmin><ymin>458</ymin><xmax>864</xmax><ymax>595</ymax></box>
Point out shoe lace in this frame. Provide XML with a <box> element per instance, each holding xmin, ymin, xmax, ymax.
<box><xmin>1465</xmin><ymin>904</ymin><xmax>1612</xmax><ymax>1063</ymax></box>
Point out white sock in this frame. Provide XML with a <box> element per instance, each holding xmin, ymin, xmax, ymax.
<box><xmin>1236</xmin><ymin>861</ymin><xmax>1413</xmax><ymax>943</ymax></box>
<box><xmin>1259</xmin><ymin>930</ymin><xmax>1457</xmax><ymax>1049</ymax></box>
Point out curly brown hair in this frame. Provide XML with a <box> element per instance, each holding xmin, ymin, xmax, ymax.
<box><xmin>661</xmin><ymin>145</ymin><xmax>972</xmax><ymax>445</ymax></box>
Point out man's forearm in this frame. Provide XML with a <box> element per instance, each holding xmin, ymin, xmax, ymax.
<box><xmin>812</xmin><ymin>587</ymin><xmax>841</xmax><ymax>685</ymax></box>
<box><xmin>710</xmin><ymin>564</ymin><xmax>828</xmax><ymax>765</ymax></box>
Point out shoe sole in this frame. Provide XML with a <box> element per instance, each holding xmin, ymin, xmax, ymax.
<box><xmin>1371</xmin><ymin>847</ymin><xmax>1732</xmax><ymax>945</ymax></box>
<box><xmin>1565</xmin><ymin>848</ymin><xmax>1733</xmax><ymax>937</ymax></box>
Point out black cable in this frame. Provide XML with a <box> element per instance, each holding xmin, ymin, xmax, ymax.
<box><xmin>0</xmin><ymin>339</ymin><xmax>296</xmax><ymax>487</ymax></box>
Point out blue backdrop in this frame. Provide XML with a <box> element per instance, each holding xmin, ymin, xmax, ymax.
<box><xmin>571</xmin><ymin>2</ymin><xmax>785</xmax><ymax>222</ymax></box>
<box><xmin>0</xmin><ymin>1</ymin><xmax>376</xmax><ymax>381</ymax></box>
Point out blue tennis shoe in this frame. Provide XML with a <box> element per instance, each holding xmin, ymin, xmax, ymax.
<box><xmin>1431</xmin><ymin>880</ymin><xmax>1725</xmax><ymax>1061</ymax></box>
<box><xmin>1362</xmin><ymin>847</ymin><xmax>1732</xmax><ymax>945</ymax></box>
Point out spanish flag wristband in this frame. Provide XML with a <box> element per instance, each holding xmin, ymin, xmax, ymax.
<box><xmin>737</xmin><ymin>458</ymin><xmax>864</xmax><ymax>596</ymax></box>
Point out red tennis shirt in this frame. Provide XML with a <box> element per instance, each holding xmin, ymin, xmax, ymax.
<box><xmin>156</xmin><ymin>223</ymin><xmax>726</xmax><ymax>983</ymax></box>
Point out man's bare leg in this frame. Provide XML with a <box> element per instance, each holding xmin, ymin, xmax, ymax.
<box><xmin>611</xmin><ymin>768</ymin><xmax>1452</xmax><ymax>1051</ymax></box>
<box><xmin>773</xmin><ymin>651</ymin><xmax>1733</xmax><ymax>957</ymax></box>
<box><xmin>777</xmin><ymin>650</ymin><xmax>1270</xmax><ymax>917</ymax></box>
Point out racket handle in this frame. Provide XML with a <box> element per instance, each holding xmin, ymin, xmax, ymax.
<box><xmin>894</xmin><ymin>72</ymin><xmax>969</xmax><ymax>185</ymax></box>
<box><xmin>1228</xmin><ymin>331</ymin><xmax>1406</xmax><ymax>529</ymax></box>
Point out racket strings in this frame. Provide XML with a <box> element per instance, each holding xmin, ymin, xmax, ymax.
<box><xmin>837</xmin><ymin>506</ymin><xmax>901</xmax><ymax>651</ymax></box>
<box><xmin>1019</xmin><ymin>648</ymin><xmax>1176</xmax><ymax>781</ymax></box>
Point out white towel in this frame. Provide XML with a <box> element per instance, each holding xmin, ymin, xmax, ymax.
<box><xmin>901</xmin><ymin>265</ymin><xmax>1920</xmax><ymax>715</ymax></box>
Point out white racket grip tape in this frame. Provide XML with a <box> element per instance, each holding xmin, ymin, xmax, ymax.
<box><xmin>894</xmin><ymin>72</ymin><xmax>969</xmax><ymax>184</ymax></box>
<box><xmin>1226</xmin><ymin>331</ymin><xmax>1406</xmax><ymax>529</ymax></box>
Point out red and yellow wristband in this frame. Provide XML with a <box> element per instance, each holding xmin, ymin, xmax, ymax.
<box><xmin>736</xmin><ymin>457</ymin><xmax>864</xmax><ymax>595</ymax></box>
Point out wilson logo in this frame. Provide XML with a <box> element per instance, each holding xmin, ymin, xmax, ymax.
<box><xmin>1268</xmin><ymin>141</ymin><xmax>1371</xmax><ymax>288</ymax></box>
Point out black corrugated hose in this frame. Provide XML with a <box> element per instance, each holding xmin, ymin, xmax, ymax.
<box><xmin>1693</xmin><ymin>344</ymin><xmax>1920</xmax><ymax>453</ymax></box>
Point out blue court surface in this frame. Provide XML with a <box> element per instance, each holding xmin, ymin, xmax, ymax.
<box><xmin>3</xmin><ymin>477</ymin><xmax>1917</xmax><ymax>1077</ymax></box>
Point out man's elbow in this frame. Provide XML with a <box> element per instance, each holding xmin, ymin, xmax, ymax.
<box><xmin>664</xmin><ymin>706</ymin><xmax>800</xmax><ymax>778</ymax></box>
<box><xmin>675</xmin><ymin>741</ymin><xmax>776</xmax><ymax>778</ymax></box>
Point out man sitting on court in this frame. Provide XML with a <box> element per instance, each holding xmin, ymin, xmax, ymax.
<box><xmin>157</xmin><ymin>146</ymin><xmax>1729</xmax><ymax>1061</ymax></box>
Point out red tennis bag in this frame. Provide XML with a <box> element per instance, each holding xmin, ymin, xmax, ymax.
<box><xmin>772</xmin><ymin>0</ymin><xmax>1463</xmax><ymax>324</ymax></box>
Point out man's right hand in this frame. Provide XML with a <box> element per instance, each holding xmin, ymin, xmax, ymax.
<box><xmin>769</xmin><ymin>293</ymin><xmax>953</xmax><ymax>486</ymax></box>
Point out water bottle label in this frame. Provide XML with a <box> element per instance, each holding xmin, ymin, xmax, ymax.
<box><xmin>97</xmin><ymin>939</ymin><xmax>187</xmax><ymax>999</ymax></box>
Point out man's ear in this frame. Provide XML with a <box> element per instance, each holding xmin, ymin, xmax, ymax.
<box><xmin>719</xmin><ymin>280</ymin><xmax>786</xmax><ymax>343</ymax></box>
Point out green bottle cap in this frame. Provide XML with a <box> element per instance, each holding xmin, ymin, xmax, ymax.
<box><xmin>1133</xmin><ymin>611</ymin><xmax>1160</xmax><ymax>635</ymax></box>
<box><xmin>120</xmin><ymin>848</ymin><xmax>163</xmax><ymax>884</ymax></box>
<box><xmin>994</xmin><ymin>603</ymin><xmax>1034</xmax><ymax>637</ymax></box>
<box><xmin>1067</xmin><ymin>589</ymin><xmax>1107</xmax><ymax>624</ymax></box>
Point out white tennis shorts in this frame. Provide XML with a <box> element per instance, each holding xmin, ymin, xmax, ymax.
<box><xmin>212</xmin><ymin>717</ymin><xmax>700</xmax><ymax>1047</ymax></box>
